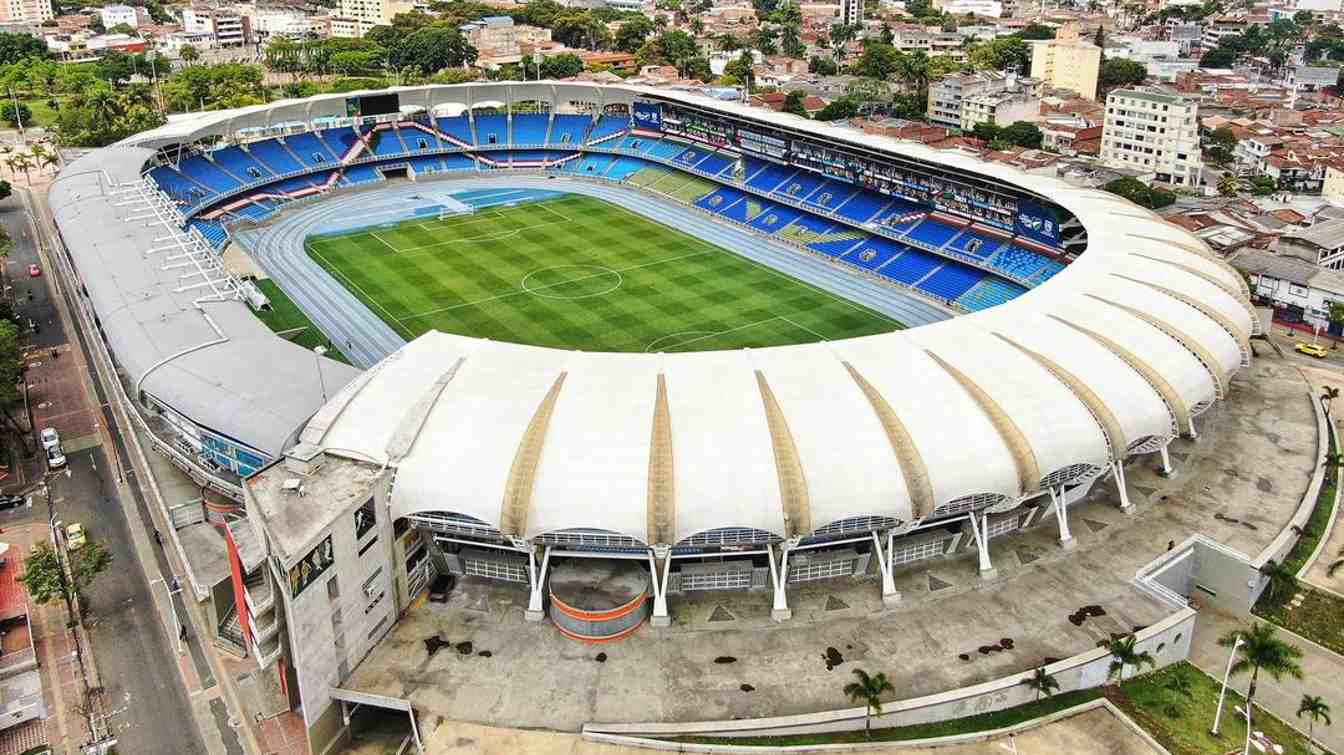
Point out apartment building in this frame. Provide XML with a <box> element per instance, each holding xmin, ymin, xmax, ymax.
<box><xmin>0</xmin><ymin>0</ymin><xmax>51</xmax><ymax>25</ymax></box>
<box><xmin>892</xmin><ymin>29</ymin><xmax>968</xmax><ymax>62</ymax></box>
<box><xmin>841</xmin><ymin>0</ymin><xmax>861</xmax><ymax>26</ymax></box>
<box><xmin>1200</xmin><ymin>16</ymin><xmax>1247</xmax><ymax>51</ymax></box>
<box><xmin>182</xmin><ymin>6</ymin><xmax>253</xmax><ymax>46</ymax></box>
<box><xmin>1100</xmin><ymin>88</ymin><xmax>1203</xmax><ymax>187</ymax></box>
<box><xmin>99</xmin><ymin>4</ymin><xmax>138</xmax><ymax>28</ymax></box>
<box><xmin>332</xmin><ymin>0</ymin><xmax>414</xmax><ymax>37</ymax></box>
<box><xmin>927</xmin><ymin>71</ymin><xmax>1040</xmax><ymax>129</ymax></box>
<box><xmin>1029</xmin><ymin>39</ymin><xmax>1101</xmax><ymax>100</ymax></box>
<box><xmin>961</xmin><ymin>88</ymin><xmax>1041</xmax><ymax>130</ymax></box>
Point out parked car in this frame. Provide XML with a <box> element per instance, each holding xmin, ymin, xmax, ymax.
<box><xmin>26</xmin><ymin>264</ymin><xmax>40</xmax><ymax>277</ymax></box>
<box><xmin>428</xmin><ymin>574</ymin><xmax>456</xmax><ymax>603</ymax></box>
<box><xmin>40</xmin><ymin>427</ymin><xmax>60</xmax><ymax>451</ymax></box>
<box><xmin>0</xmin><ymin>494</ymin><xmax>25</xmax><ymax>510</ymax></box>
<box><xmin>46</xmin><ymin>446</ymin><xmax>66</xmax><ymax>470</ymax></box>
<box><xmin>65</xmin><ymin>522</ymin><xmax>87</xmax><ymax>551</ymax></box>
<box><xmin>1296</xmin><ymin>342</ymin><xmax>1328</xmax><ymax>359</ymax></box>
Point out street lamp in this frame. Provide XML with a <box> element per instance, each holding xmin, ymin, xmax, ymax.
<box><xmin>1211</xmin><ymin>634</ymin><xmax>1244</xmax><ymax>736</ymax></box>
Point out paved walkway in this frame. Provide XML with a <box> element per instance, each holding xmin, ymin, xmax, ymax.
<box><xmin>1188</xmin><ymin>610</ymin><xmax>1343</xmax><ymax>755</ymax></box>
<box><xmin>340</xmin><ymin>706</ymin><xmax>1160</xmax><ymax>754</ymax></box>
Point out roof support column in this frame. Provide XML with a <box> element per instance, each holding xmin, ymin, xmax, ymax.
<box><xmin>525</xmin><ymin>545</ymin><xmax>551</xmax><ymax>623</ymax></box>
<box><xmin>1187</xmin><ymin>418</ymin><xmax>1199</xmax><ymax>441</ymax></box>
<box><xmin>1049</xmin><ymin>486</ymin><xmax>1075</xmax><ymax>551</ymax></box>
<box><xmin>1113</xmin><ymin>460</ymin><xmax>1135</xmax><ymax>515</ymax></box>
<box><xmin>1159</xmin><ymin>442</ymin><xmax>1175</xmax><ymax>478</ymax></box>
<box><xmin>967</xmin><ymin>512</ymin><xmax>996</xmax><ymax>580</ymax></box>
<box><xmin>767</xmin><ymin>542</ymin><xmax>792</xmax><ymax>622</ymax></box>
<box><xmin>648</xmin><ymin>547</ymin><xmax>671</xmax><ymax>628</ymax></box>
<box><xmin>870</xmin><ymin>530</ymin><xmax>900</xmax><ymax>607</ymax></box>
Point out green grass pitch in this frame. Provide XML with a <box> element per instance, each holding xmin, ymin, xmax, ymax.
<box><xmin>304</xmin><ymin>194</ymin><xmax>903</xmax><ymax>353</ymax></box>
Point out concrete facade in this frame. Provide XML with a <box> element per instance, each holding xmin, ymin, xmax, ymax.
<box><xmin>1030</xmin><ymin>39</ymin><xmax>1102</xmax><ymax>100</ymax></box>
<box><xmin>1102</xmin><ymin>88</ymin><xmax>1204</xmax><ymax>187</ymax></box>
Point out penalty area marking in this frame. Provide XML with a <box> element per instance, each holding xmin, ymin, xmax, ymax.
<box><xmin>521</xmin><ymin>265</ymin><xmax>623</xmax><ymax>300</ymax></box>
<box><xmin>644</xmin><ymin>317</ymin><xmax>800</xmax><ymax>353</ymax></box>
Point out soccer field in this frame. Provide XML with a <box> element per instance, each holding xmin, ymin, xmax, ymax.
<box><xmin>304</xmin><ymin>194</ymin><xmax>903</xmax><ymax>353</ymax></box>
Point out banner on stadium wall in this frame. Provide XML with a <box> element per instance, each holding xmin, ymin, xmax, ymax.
<box><xmin>1015</xmin><ymin>197</ymin><xmax>1059</xmax><ymax>246</ymax></box>
<box><xmin>632</xmin><ymin>102</ymin><xmax>663</xmax><ymax>130</ymax></box>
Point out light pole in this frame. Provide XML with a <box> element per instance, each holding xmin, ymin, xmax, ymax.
<box><xmin>1211</xmin><ymin>634</ymin><xmax>1244</xmax><ymax>736</ymax></box>
<box><xmin>163</xmin><ymin>575</ymin><xmax>184</xmax><ymax>655</ymax></box>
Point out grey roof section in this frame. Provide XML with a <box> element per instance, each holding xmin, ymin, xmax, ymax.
<box><xmin>1234</xmin><ymin>248</ymin><xmax>1344</xmax><ymax>297</ymax></box>
<box><xmin>1284</xmin><ymin>218</ymin><xmax>1344</xmax><ymax>252</ymax></box>
<box><xmin>50</xmin><ymin>147</ymin><xmax>359</xmax><ymax>458</ymax></box>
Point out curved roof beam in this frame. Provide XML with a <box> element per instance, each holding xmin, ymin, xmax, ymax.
<box><xmin>1112</xmin><ymin>274</ymin><xmax>1251</xmax><ymax>367</ymax></box>
<box><xmin>1086</xmin><ymin>294</ymin><xmax>1227</xmax><ymax>399</ymax></box>
<box><xmin>754</xmin><ymin>370</ymin><xmax>811</xmax><ymax>538</ymax></box>
<box><xmin>1047</xmin><ymin>314</ymin><xmax>1185</xmax><ymax>437</ymax></box>
<box><xmin>924</xmin><ymin>351</ymin><xmax>1040</xmax><ymax>496</ymax></box>
<box><xmin>841</xmin><ymin>361</ymin><xmax>935</xmax><ymax>519</ymax></box>
<box><xmin>499</xmin><ymin>371</ymin><xmax>568</xmax><ymax>538</ymax></box>
<box><xmin>646</xmin><ymin>373</ymin><xmax>675</xmax><ymax>546</ymax></box>
<box><xmin>992</xmin><ymin>334</ymin><xmax>1122</xmax><ymax>461</ymax></box>
<box><xmin>1128</xmin><ymin>253</ymin><xmax>1257</xmax><ymax>324</ymax></box>
<box><xmin>385</xmin><ymin>357</ymin><xmax>466</xmax><ymax>463</ymax></box>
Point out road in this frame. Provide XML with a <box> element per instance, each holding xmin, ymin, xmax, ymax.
<box><xmin>0</xmin><ymin>189</ymin><xmax>212</xmax><ymax>755</ymax></box>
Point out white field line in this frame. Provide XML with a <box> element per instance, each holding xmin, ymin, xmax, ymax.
<box><xmin>307</xmin><ymin>244</ymin><xmax>417</xmax><ymax>339</ymax></box>
<box><xmin>398</xmin><ymin>250</ymin><xmax>715</xmax><ymax>322</ymax></box>
<box><xmin>778</xmin><ymin>315</ymin><xmax>829</xmax><ymax>341</ymax></box>
<box><xmin>647</xmin><ymin>317</ymin><xmax>783</xmax><ymax>352</ymax></box>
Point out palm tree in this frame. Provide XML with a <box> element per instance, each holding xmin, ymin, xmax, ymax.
<box><xmin>1259</xmin><ymin>558</ymin><xmax>1298</xmax><ymax>603</ymax></box>
<box><xmin>1327</xmin><ymin>548</ymin><xmax>1343</xmax><ymax>578</ymax></box>
<box><xmin>1321</xmin><ymin>386</ymin><xmax>1339</xmax><ymax>414</ymax></box>
<box><xmin>1022</xmin><ymin>666</ymin><xmax>1059</xmax><ymax>702</ymax></box>
<box><xmin>1218</xmin><ymin>622</ymin><xmax>1304</xmax><ymax>748</ymax></box>
<box><xmin>1164</xmin><ymin>671</ymin><xmax>1194</xmax><ymax>698</ymax></box>
<box><xmin>1218</xmin><ymin>173</ymin><xmax>1246</xmax><ymax>197</ymax></box>
<box><xmin>1297</xmin><ymin>693</ymin><xmax>1331</xmax><ymax>752</ymax></box>
<box><xmin>843</xmin><ymin>668</ymin><xmax>894</xmax><ymax>739</ymax></box>
<box><xmin>180</xmin><ymin>44</ymin><xmax>200</xmax><ymax>66</ymax></box>
<box><xmin>1105</xmin><ymin>635</ymin><xmax>1156</xmax><ymax>683</ymax></box>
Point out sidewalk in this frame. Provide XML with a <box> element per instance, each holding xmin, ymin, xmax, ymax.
<box><xmin>1188</xmin><ymin>610</ymin><xmax>1343</xmax><ymax>754</ymax></box>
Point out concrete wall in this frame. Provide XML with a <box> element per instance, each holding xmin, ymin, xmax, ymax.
<box><xmin>585</xmin><ymin>608</ymin><xmax>1195</xmax><ymax>740</ymax></box>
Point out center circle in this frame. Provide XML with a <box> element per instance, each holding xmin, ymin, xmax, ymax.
<box><xmin>521</xmin><ymin>265</ymin><xmax>623</xmax><ymax>300</ymax></box>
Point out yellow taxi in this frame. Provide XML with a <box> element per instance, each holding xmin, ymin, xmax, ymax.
<box><xmin>1296</xmin><ymin>342</ymin><xmax>1328</xmax><ymax>359</ymax></box>
<box><xmin>65</xmin><ymin>522</ymin><xmax>87</xmax><ymax>551</ymax></box>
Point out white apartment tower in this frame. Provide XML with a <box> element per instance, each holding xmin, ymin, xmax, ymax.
<box><xmin>1101</xmin><ymin>88</ymin><xmax>1203</xmax><ymax>187</ymax></box>
<box><xmin>841</xmin><ymin>0</ymin><xmax>862</xmax><ymax>27</ymax></box>
<box><xmin>0</xmin><ymin>0</ymin><xmax>51</xmax><ymax>24</ymax></box>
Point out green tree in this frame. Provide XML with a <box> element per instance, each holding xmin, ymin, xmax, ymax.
<box><xmin>399</xmin><ymin>26</ymin><xmax>478</xmax><ymax>74</ymax></box>
<box><xmin>1205</xmin><ymin>126</ymin><xmax>1238</xmax><ymax>167</ymax></box>
<box><xmin>850</xmin><ymin>40</ymin><xmax>902</xmax><ymax>79</ymax></box>
<box><xmin>781</xmin><ymin>88</ymin><xmax>808</xmax><ymax>117</ymax></box>
<box><xmin>614</xmin><ymin>15</ymin><xmax>654</xmax><ymax>53</ymax></box>
<box><xmin>1099</xmin><ymin>58</ymin><xmax>1146</xmax><ymax>93</ymax></box>
<box><xmin>1200</xmin><ymin>46</ymin><xmax>1237</xmax><ymax>68</ymax></box>
<box><xmin>180</xmin><ymin>44</ymin><xmax>200</xmax><ymax>65</ymax></box>
<box><xmin>539</xmin><ymin>52</ymin><xmax>583</xmax><ymax>78</ymax></box>
<box><xmin>1020</xmin><ymin>22</ymin><xmax>1056</xmax><ymax>39</ymax></box>
<box><xmin>843</xmin><ymin>669</ymin><xmax>895</xmax><ymax>739</ymax></box>
<box><xmin>108</xmin><ymin>22</ymin><xmax>136</xmax><ymax>35</ymax></box>
<box><xmin>815</xmin><ymin>95</ymin><xmax>859</xmax><ymax>121</ymax></box>
<box><xmin>968</xmin><ymin>35</ymin><xmax>1029</xmax><ymax>71</ymax></box>
<box><xmin>1218</xmin><ymin>173</ymin><xmax>1246</xmax><ymax>197</ymax></box>
<box><xmin>750</xmin><ymin>26</ymin><xmax>779</xmax><ymax>55</ymax></box>
<box><xmin>780</xmin><ymin>22</ymin><xmax>804</xmax><ymax>58</ymax></box>
<box><xmin>0</xmin><ymin>179</ymin><xmax>9</xmax><ymax>202</ymax></box>
<box><xmin>724</xmin><ymin>50</ymin><xmax>755</xmax><ymax>90</ymax></box>
<box><xmin>18</xmin><ymin>541</ymin><xmax>113</xmax><ymax>616</ymax></box>
<box><xmin>1105</xmin><ymin>635</ymin><xmax>1156</xmax><ymax>682</ymax></box>
<box><xmin>1022</xmin><ymin>667</ymin><xmax>1059</xmax><ymax>701</ymax></box>
<box><xmin>1218</xmin><ymin>622</ymin><xmax>1304</xmax><ymax>744</ymax></box>
<box><xmin>0</xmin><ymin>101</ymin><xmax>29</xmax><ymax>127</ymax></box>
<box><xmin>1258</xmin><ymin>558</ymin><xmax>1298</xmax><ymax>603</ymax></box>
<box><xmin>809</xmin><ymin>55</ymin><xmax>838</xmax><ymax>75</ymax></box>
<box><xmin>1000</xmin><ymin>120</ymin><xmax>1043</xmax><ymax>148</ymax></box>
<box><xmin>1104</xmin><ymin>177</ymin><xmax>1174</xmax><ymax>209</ymax></box>
<box><xmin>1321</xmin><ymin>384</ymin><xmax>1340</xmax><ymax>414</ymax></box>
<box><xmin>0</xmin><ymin>33</ymin><xmax>50</xmax><ymax>66</ymax></box>
<box><xmin>972</xmin><ymin>121</ymin><xmax>1001</xmax><ymax>142</ymax></box>
<box><xmin>1297</xmin><ymin>694</ymin><xmax>1331</xmax><ymax>751</ymax></box>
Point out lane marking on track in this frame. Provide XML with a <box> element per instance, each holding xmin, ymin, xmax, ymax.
<box><xmin>306</xmin><ymin>244</ymin><xmax>418</xmax><ymax>340</ymax></box>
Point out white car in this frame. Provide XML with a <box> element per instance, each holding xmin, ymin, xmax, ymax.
<box><xmin>40</xmin><ymin>427</ymin><xmax>60</xmax><ymax>451</ymax></box>
<box><xmin>46</xmin><ymin>446</ymin><xmax>66</xmax><ymax>470</ymax></box>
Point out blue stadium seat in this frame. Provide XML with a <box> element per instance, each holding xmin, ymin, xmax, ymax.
<box><xmin>400</xmin><ymin>127</ymin><xmax>438</xmax><ymax>153</ymax></box>
<box><xmin>748</xmin><ymin>205</ymin><xmax>803</xmax><ymax>233</ymax></box>
<box><xmin>791</xmin><ymin>215</ymin><xmax>835</xmax><ymax>235</ymax></box>
<box><xmin>211</xmin><ymin>146</ymin><xmax>273</xmax><ymax>185</ymax></box>
<box><xmin>148</xmin><ymin>166</ymin><xmax>213</xmax><ymax>207</ymax></box>
<box><xmin>809</xmin><ymin>236</ymin><xmax>866</xmax><ymax>257</ymax></box>
<box><xmin>231</xmin><ymin>202</ymin><xmax>273</xmax><ymax>222</ymax></box>
<box><xmin>435</xmin><ymin>116</ymin><xmax>475</xmax><ymax>146</ymax></box>
<box><xmin>904</xmin><ymin>219</ymin><xmax>960</xmax><ymax>248</ymax></box>
<box><xmin>605</xmin><ymin>157</ymin><xmax>648</xmax><ymax>180</ymax></box>
<box><xmin>945</xmin><ymin>229</ymin><xmax>1002</xmax><ymax>259</ymax></box>
<box><xmin>990</xmin><ymin>245</ymin><xmax>1050</xmax><ymax>280</ymax></box>
<box><xmin>916</xmin><ymin>264</ymin><xmax>984</xmax><ymax>301</ymax></box>
<box><xmin>188</xmin><ymin>219</ymin><xmax>228</xmax><ymax>249</ymax></box>
<box><xmin>616</xmin><ymin>135</ymin><xmax>653</xmax><ymax>152</ymax></box>
<box><xmin>833</xmin><ymin>191</ymin><xmax>889</xmax><ymax>224</ymax></box>
<box><xmin>320</xmin><ymin>127</ymin><xmax>361</xmax><ymax>162</ymax></box>
<box><xmin>587</xmin><ymin>114</ymin><xmax>628</xmax><ymax>143</ymax></box>
<box><xmin>343</xmin><ymin>165</ymin><xmax>383</xmax><ymax>185</ymax></box>
<box><xmin>695</xmin><ymin>185</ymin><xmax>743</xmax><ymax>212</ymax></box>
<box><xmin>878</xmin><ymin>247</ymin><xmax>941</xmax><ymax>285</ymax></box>
<box><xmin>410</xmin><ymin>156</ymin><xmax>446</xmax><ymax>174</ymax></box>
<box><xmin>644</xmin><ymin>139</ymin><xmax>685</xmax><ymax>160</ymax></box>
<box><xmin>1029</xmin><ymin>259</ymin><xmax>1066</xmax><ymax>284</ymax></box>
<box><xmin>774</xmin><ymin>171</ymin><xmax>826</xmax><ymax>201</ymax></box>
<box><xmin>573</xmin><ymin>154</ymin><xmax>614</xmax><ymax>175</ymax></box>
<box><xmin>510</xmin><ymin>114</ymin><xmax>549</xmax><ymax>146</ymax></box>
<box><xmin>474</xmin><ymin>114</ymin><xmax>507</xmax><ymax>146</ymax></box>
<box><xmin>248</xmin><ymin>140</ymin><xmax>304</xmax><ymax>176</ymax></box>
<box><xmin>956</xmin><ymin>278</ymin><xmax>1026</xmax><ymax>311</ymax></box>
<box><xmin>509</xmin><ymin>151</ymin><xmax>550</xmax><ymax>164</ymax></box>
<box><xmin>179</xmin><ymin>156</ymin><xmax>242</xmax><ymax>194</ymax></box>
<box><xmin>285</xmin><ymin>133</ymin><xmax>338</xmax><ymax>168</ymax></box>
<box><xmin>804</xmin><ymin>180</ymin><xmax>858</xmax><ymax>210</ymax></box>
<box><xmin>369</xmin><ymin>128</ymin><xmax>408</xmax><ymax>157</ymax></box>
<box><xmin>549</xmin><ymin>114</ymin><xmax>590</xmax><ymax>147</ymax></box>
<box><xmin>844</xmin><ymin>238</ymin><xmax>904</xmax><ymax>270</ymax></box>
<box><xmin>442</xmin><ymin>154</ymin><xmax>477</xmax><ymax>170</ymax></box>
<box><xmin>746</xmin><ymin>163</ymin><xmax>795</xmax><ymax>192</ymax></box>
<box><xmin>695</xmin><ymin>153</ymin><xmax>733</xmax><ymax>176</ymax></box>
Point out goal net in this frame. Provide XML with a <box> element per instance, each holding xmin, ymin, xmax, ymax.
<box><xmin>438</xmin><ymin>205</ymin><xmax>476</xmax><ymax>222</ymax></box>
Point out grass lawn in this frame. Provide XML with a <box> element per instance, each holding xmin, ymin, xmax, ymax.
<box><xmin>12</xmin><ymin>97</ymin><xmax>62</xmax><ymax>129</ymax></box>
<box><xmin>1106</xmin><ymin>663</ymin><xmax>1323</xmax><ymax>755</ymax></box>
<box><xmin>667</xmin><ymin>689</ymin><xmax>1103</xmax><ymax>746</ymax></box>
<box><xmin>251</xmin><ymin>279</ymin><xmax>350</xmax><ymax>364</ymax></box>
<box><xmin>1254</xmin><ymin>424</ymin><xmax>1343</xmax><ymax>654</ymax></box>
<box><xmin>305</xmin><ymin>194</ymin><xmax>902</xmax><ymax>352</ymax></box>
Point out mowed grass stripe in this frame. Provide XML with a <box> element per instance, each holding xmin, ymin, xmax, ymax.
<box><xmin>305</xmin><ymin>195</ymin><xmax>902</xmax><ymax>352</ymax></box>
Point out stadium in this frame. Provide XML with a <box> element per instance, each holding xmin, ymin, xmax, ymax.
<box><xmin>48</xmin><ymin>82</ymin><xmax>1261</xmax><ymax>750</ymax></box>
